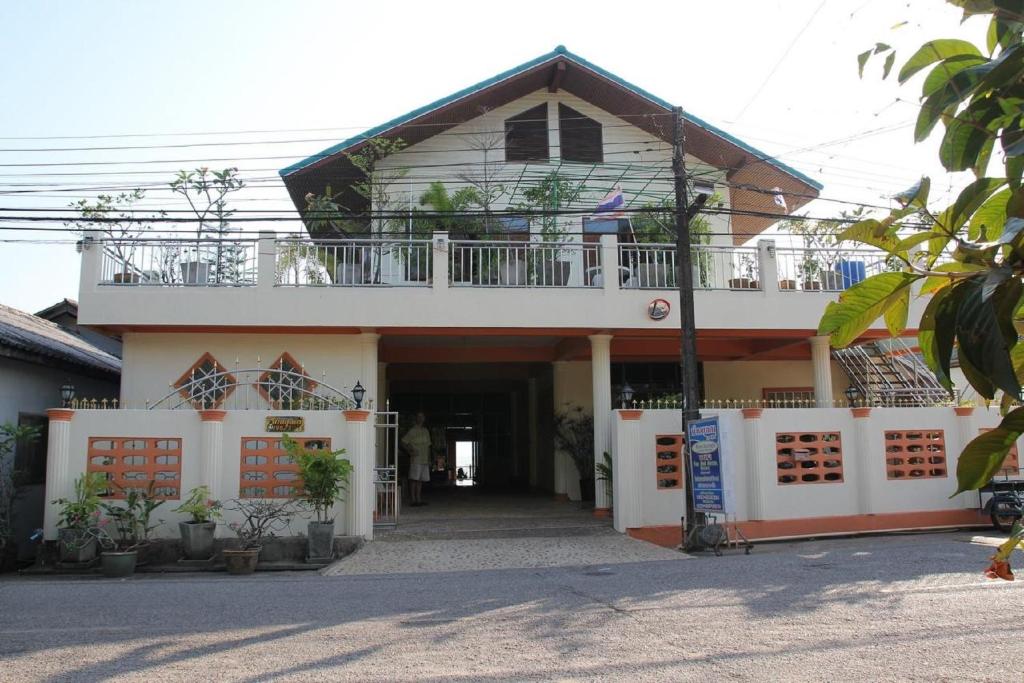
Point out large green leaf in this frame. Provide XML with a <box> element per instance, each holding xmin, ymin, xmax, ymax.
<box><xmin>919</xmin><ymin>262</ymin><xmax>987</xmax><ymax>295</ymax></box>
<box><xmin>935</xmin><ymin>177</ymin><xmax>1007</xmax><ymax>233</ymax></box>
<box><xmin>955</xmin><ymin>406</ymin><xmax>1024</xmax><ymax>494</ymax></box>
<box><xmin>818</xmin><ymin>272</ymin><xmax>920</xmax><ymax>347</ymax></box>
<box><xmin>968</xmin><ymin>188</ymin><xmax>1010</xmax><ymax>239</ymax></box>
<box><xmin>884</xmin><ymin>285</ymin><xmax>911</xmax><ymax>335</ymax></box>
<box><xmin>837</xmin><ymin>219</ymin><xmax>903</xmax><ymax>252</ymax></box>
<box><xmin>918</xmin><ymin>286</ymin><xmax>957</xmax><ymax>390</ymax></box>
<box><xmin>898</xmin><ymin>39</ymin><xmax>983</xmax><ymax>83</ymax></box>
<box><xmin>922</xmin><ymin>54</ymin><xmax>989</xmax><ymax>96</ymax></box>
<box><xmin>955</xmin><ymin>277</ymin><xmax>1022</xmax><ymax>397</ymax></box>
<box><xmin>1001</xmin><ymin>116</ymin><xmax>1024</xmax><ymax>156</ymax></box>
<box><xmin>893</xmin><ymin>177</ymin><xmax>931</xmax><ymax>209</ymax></box>
<box><xmin>938</xmin><ymin>100</ymin><xmax>1004</xmax><ymax>171</ymax></box>
<box><xmin>915</xmin><ymin>64</ymin><xmax>996</xmax><ymax>141</ymax></box>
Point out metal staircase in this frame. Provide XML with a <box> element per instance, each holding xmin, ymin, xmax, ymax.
<box><xmin>833</xmin><ymin>338</ymin><xmax>951</xmax><ymax>406</ymax></box>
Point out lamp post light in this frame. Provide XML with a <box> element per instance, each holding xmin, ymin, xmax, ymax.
<box><xmin>351</xmin><ymin>381</ymin><xmax>366</xmax><ymax>410</ymax></box>
<box><xmin>620</xmin><ymin>383</ymin><xmax>635</xmax><ymax>409</ymax></box>
<box><xmin>60</xmin><ymin>380</ymin><xmax>76</xmax><ymax>408</ymax></box>
<box><xmin>844</xmin><ymin>385</ymin><xmax>862</xmax><ymax>407</ymax></box>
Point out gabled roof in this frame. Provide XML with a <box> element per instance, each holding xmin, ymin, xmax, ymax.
<box><xmin>279</xmin><ymin>46</ymin><xmax>821</xmax><ymax>241</ymax></box>
<box><xmin>0</xmin><ymin>302</ymin><xmax>121</xmax><ymax>377</ymax></box>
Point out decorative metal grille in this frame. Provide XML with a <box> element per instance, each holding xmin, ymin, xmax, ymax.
<box><xmin>776</xmin><ymin>432</ymin><xmax>844</xmax><ymax>485</ymax></box>
<box><xmin>239</xmin><ymin>437</ymin><xmax>330</xmax><ymax>498</ymax></box>
<box><xmin>152</xmin><ymin>367</ymin><xmax>353</xmax><ymax>411</ymax></box>
<box><xmin>174</xmin><ymin>353</ymin><xmax>235</xmax><ymax>409</ymax></box>
<box><xmin>257</xmin><ymin>353</ymin><xmax>315</xmax><ymax>408</ymax></box>
<box><xmin>655</xmin><ymin>434</ymin><xmax>684</xmax><ymax>490</ymax></box>
<box><xmin>87</xmin><ymin>437</ymin><xmax>182</xmax><ymax>499</ymax></box>
<box><xmin>884</xmin><ymin>430</ymin><xmax>947</xmax><ymax>480</ymax></box>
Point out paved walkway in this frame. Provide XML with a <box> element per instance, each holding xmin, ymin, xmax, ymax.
<box><xmin>324</xmin><ymin>489</ymin><xmax>686</xmax><ymax>575</ymax></box>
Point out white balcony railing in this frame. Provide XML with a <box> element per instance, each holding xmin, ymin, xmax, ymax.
<box><xmin>617</xmin><ymin>243</ymin><xmax>762</xmax><ymax>290</ymax></box>
<box><xmin>98</xmin><ymin>238</ymin><xmax>259</xmax><ymax>286</ymax></box>
<box><xmin>275</xmin><ymin>238</ymin><xmax>433</xmax><ymax>287</ymax></box>
<box><xmin>448</xmin><ymin>240</ymin><xmax>602</xmax><ymax>287</ymax></box>
<box><xmin>774</xmin><ymin>248</ymin><xmax>896</xmax><ymax>292</ymax></box>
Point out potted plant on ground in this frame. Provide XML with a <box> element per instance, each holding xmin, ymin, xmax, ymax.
<box><xmin>221</xmin><ymin>498</ymin><xmax>298</xmax><ymax>574</ymax></box>
<box><xmin>97</xmin><ymin>482</ymin><xmax>165</xmax><ymax>577</ymax></box>
<box><xmin>285</xmin><ymin>435</ymin><xmax>352</xmax><ymax>561</ymax></box>
<box><xmin>52</xmin><ymin>472</ymin><xmax>106</xmax><ymax>564</ymax></box>
<box><xmin>554</xmin><ymin>404</ymin><xmax>596</xmax><ymax>504</ymax></box>
<box><xmin>172</xmin><ymin>485</ymin><xmax>222</xmax><ymax>561</ymax></box>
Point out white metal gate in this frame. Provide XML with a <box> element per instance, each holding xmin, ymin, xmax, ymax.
<box><xmin>374</xmin><ymin>411</ymin><xmax>399</xmax><ymax>528</ymax></box>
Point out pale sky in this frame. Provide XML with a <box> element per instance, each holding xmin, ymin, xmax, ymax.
<box><xmin>0</xmin><ymin>0</ymin><xmax>988</xmax><ymax>312</ymax></box>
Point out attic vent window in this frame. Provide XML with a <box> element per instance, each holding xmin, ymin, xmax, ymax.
<box><xmin>559</xmin><ymin>104</ymin><xmax>603</xmax><ymax>163</ymax></box>
<box><xmin>504</xmin><ymin>103</ymin><xmax>549</xmax><ymax>162</ymax></box>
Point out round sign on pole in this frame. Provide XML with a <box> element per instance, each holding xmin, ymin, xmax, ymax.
<box><xmin>647</xmin><ymin>298</ymin><xmax>671</xmax><ymax>321</ymax></box>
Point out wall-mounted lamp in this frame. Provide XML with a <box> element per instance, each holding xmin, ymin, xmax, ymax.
<box><xmin>60</xmin><ymin>380</ymin><xmax>76</xmax><ymax>408</ymax></box>
<box><xmin>352</xmin><ymin>381</ymin><xmax>366</xmax><ymax>410</ymax></box>
<box><xmin>620</xmin><ymin>383</ymin><xmax>635</xmax><ymax>408</ymax></box>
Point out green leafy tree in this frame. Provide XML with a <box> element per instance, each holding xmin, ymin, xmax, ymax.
<box><xmin>169</xmin><ymin>167</ymin><xmax>246</xmax><ymax>282</ymax></box>
<box><xmin>65</xmin><ymin>190</ymin><xmax>163</xmax><ymax>276</ymax></box>
<box><xmin>0</xmin><ymin>424</ymin><xmax>39</xmax><ymax>558</ymax></box>
<box><xmin>818</xmin><ymin>1</ymin><xmax>1024</xmax><ymax>495</ymax></box>
<box><xmin>418</xmin><ymin>181</ymin><xmax>485</xmax><ymax>237</ymax></box>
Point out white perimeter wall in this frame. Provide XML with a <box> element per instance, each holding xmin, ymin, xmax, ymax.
<box><xmin>612</xmin><ymin>406</ymin><xmax>1011</xmax><ymax>531</ymax></box>
<box><xmin>45</xmin><ymin>409</ymin><xmax>358</xmax><ymax>539</ymax></box>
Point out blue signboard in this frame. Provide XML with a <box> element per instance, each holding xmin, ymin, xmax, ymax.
<box><xmin>687</xmin><ymin>416</ymin><xmax>726</xmax><ymax>513</ymax></box>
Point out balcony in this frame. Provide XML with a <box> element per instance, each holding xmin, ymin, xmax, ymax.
<box><xmin>78</xmin><ymin>232</ymin><xmax>919</xmax><ymax>332</ymax></box>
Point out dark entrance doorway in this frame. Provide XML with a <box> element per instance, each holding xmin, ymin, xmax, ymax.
<box><xmin>386</xmin><ymin>363</ymin><xmax>554</xmax><ymax>493</ymax></box>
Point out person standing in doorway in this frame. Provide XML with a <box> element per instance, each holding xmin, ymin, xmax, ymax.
<box><xmin>401</xmin><ymin>411</ymin><xmax>431</xmax><ymax>507</ymax></box>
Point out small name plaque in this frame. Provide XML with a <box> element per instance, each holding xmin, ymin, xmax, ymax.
<box><xmin>265</xmin><ymin>416</ymin><xmax>305</xmax><ymax>433</ymax></box>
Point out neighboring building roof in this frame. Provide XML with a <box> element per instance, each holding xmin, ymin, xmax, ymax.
<box><xmin>279</xmin><ymin>46</ymin><xmax>821</xmax><ymax>242</ymax></box>
<box><xmin>0</xmin><ymin>302</ymin><xmax>121</xmax><ymax>376</ymax></box>
<box><xmin>34</xmin><ymin>298</ymin><xmax>78</xmax><ymax>321</ymax></box>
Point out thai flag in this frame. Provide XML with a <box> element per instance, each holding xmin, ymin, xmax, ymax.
<box><xmin>593</xmin><ymin>185</ymin><xmax>625</xmax><ymax>219</ymax></box>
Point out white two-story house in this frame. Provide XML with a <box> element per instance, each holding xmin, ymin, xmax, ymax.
<box><xmin>47</xmin><ymin>47</ymin><xmax>1012</xmax><ymax>546</ymax></box>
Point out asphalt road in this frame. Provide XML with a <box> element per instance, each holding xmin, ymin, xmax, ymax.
<box><xmin>0</xmin><ymin>532</ymin><xmax>1021</xmax><ymax>682</ymax></box>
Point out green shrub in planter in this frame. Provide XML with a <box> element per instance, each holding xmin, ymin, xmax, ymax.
<box><xmin>283</xmin><ymin>434</ymin><xmax>351</xmax><ymax>561</ymax></box>
<box><xmin>172</xmin><ymin>485</ymin><xmax>222</xmax><ymax>560</ymax></box>
<box><xmin>52</xmin><ymin>472</ymin><xmax>106</xmax><ymax>563</ymax></box>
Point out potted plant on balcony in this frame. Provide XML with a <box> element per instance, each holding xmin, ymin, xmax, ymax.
<box><xmin>631</xmin><ymin>200</ymin><xmax>714</xmax><ymax>287</ymax></box>
<box><xmin>728</xmin><ymin>252</ymin><xmax>759</xmax><ymax>289</ymax></box>
<box><xmin>221</xmin><ymin>498</ymin><xmax>298</xmax><ymax>574</ymax></box>
<box><xmin>97</xmin><ymin>483</ymin><xmax>165</xmax><ymax>577</ymax></box>
<box><xmin>554</xmin><ymin>404</ymin><xmax>595</xmax><ymax>504</ymax></box>
<box><xmin>170</xmin><ymin>167</ymin><xmax>245</xmax><ymax>284</ymax></box>
<box><xmin>285</xmin><ymin>435</ymin><xmax>352</xmax><ymax>561</ymax></box>
<box><xmin>66</xmin><ymin>190</ymin><xmax>161</xmax><ymax>284</ymax></box>
<box><xmin>52</xmin><ymin>472</ymin><xmax>106</xmax><ymax>564</ymax></box>
<box><xmin>172</xmin><ymin>485</ymin><xmax>222</xmax><ymax>561</ymax></box>
<box><xmin>517</xmin><ymin>172</ymin><xmax>584</xmax><ymax>287</ymax></box>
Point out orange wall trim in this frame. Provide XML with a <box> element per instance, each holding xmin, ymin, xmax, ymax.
<box><xmin>46</xmin><ymin>408</ymin><xmax>74</xmax><ymax>422</ymax></box>
<box><xmin>343</xmin><ymin>409</ymin><xmax>370</xmax><ymax>422</ymax></box>
<box><xmin>627</xmin><ymin>509</ymin><xmax>990</xmax><ymax>548</ymax></box>
<box><xmin>593</xmin><ymin>508</ymin><xmax>612</xmax><ymax>519</ymax></box>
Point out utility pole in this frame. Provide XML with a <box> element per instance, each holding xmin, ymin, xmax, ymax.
<box><xmin>671</xmin><ymin>106</ymin><xmax>702</xmax><ymax>549</ymax></box>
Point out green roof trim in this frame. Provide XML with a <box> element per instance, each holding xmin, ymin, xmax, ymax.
<box><xmin>279</xmin><ymin>45</ymin><xmax>822</xmax><ymax>191</ymax></box>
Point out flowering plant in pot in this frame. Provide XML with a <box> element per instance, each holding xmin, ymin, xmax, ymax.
<box><xmin>221</xmin><ymin>498</ymin><xmax>298</xmax><ymax>575</ymax></box>
<box><xmin>97</xmin><ymin>482</ymin><xmax>165</xmax><ymax>578</ymax></box>
<box><xmin>284</xmin><ymin>435</ymin><xmax>352</xmax><ymax>561</ymax></box>
<box><xmin>171</xmin><ymin>485</ymin><xmax>222</xmax><ymax>561</ymax></box>
<box><xmin>52</xmin><ymin>472</ymin><xmax>106</xmax><ymax>564</ymax></box>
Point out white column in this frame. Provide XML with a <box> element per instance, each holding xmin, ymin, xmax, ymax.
<box><xmin>852</xmin><ymin>407</ymin><xmax>874</xmax><ymax>514</ymax></box>
<box><xmin>432</xmin><ymin>232</ymin><xmax>449</xmax><ymax>293</ymax></box>
<box><xmin>257</xmin><ymin>230</ymin><xmax>276</xmax><ymax>292</ymax></box>
<box><xmin>613</xmin><ymin>409</ymin><xmax>644</xmax><ymax>532</ymax></box>
<box><xmin>359</xmin><ymin>332</ymin><xmax>380</xmax><ymax>410</ymax></box>
<box><xmin>741</xmin><ymin>408</ymin><xmax>765</xmax><ymax>520</ymax></box>
<box><xmin>552</xmin><ymin>361</ymin><xmax>569</xmax><ymax>497</ymax></box>
<box><xmin>810</xmin><ymin>335</ymin><xmax>834</xmax><ymax>408</ymax></box>
<box><xmin>43</xmin><ymin>409</ymin><xmax>74</xmax><ymax>538</ymax></box>
<box><xmin>599</xmin><ymin>235</ymin><xmax>619</xmax><ymax>294</ymax></box>
<box><xmin>954</xmin><ymin>406</ymin><xmax>977</xmax><ymax>509</ymax></box>
<box><xmin>757</xmin><ymin>239</ymin><xmax>780</xmax><ymax>302</ymax></box>
<box><xmin>589</xmin><ymin>334</ymin><xmax>613</xmax><ymax>512</ymax></box>
<box><xmin>344</xmin><ymin>410</ymin><xmax>374</xmax><ymax>540</ymax></box>
<box><xmin>199</xmin><ymin>409</ymin><xmax>226</xmax><ymax>503</ymax></box>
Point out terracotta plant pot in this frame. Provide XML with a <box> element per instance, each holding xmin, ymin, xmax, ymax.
<box><xmin>223</xmin><ymin>547</ymin><xmax>261</xmax><ymax>575</ymax></box>
<box><xmin>100</xmin><ymin>550</ymin><xmax>138</xmax><ymax>578</ymax></box>
<box><xmin>779</xmin><ymin>279</ymin><xmax>797</xmax><ymax>290</ymax></box>
<box><xmin>112</xmin><ymin>272</ymin><xmax>140</xmax><ymax>284</ymax></box>
<box><xmin>802</xmin><ymin>280</ymin><xmax>822</xmax><ymax>291</ymax></box>
<box><xmin>728</xmin><ymin>278</ymin><xmax>758</xmax><ymax>290</ymax></box>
